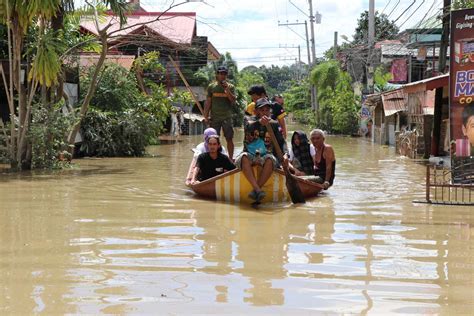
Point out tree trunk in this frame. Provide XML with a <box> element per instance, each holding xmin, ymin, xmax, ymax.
<box><xmin>67</xmin><ymin>29</ymin><xmax>109</xmax><ymax>153</ymax></box>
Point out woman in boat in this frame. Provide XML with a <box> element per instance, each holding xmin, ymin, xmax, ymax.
<box><xmin>309</xmin><ymin>129</ymin><xmax>336</xmax><ymax>190</ymax></box>
<box><xmin>288</xmin><ymin>130</ymin><xmax>315</xmax><ymax>176</ymax></box>
<box><xmin>185</xmin><ymin>128</ymin><xmax>228</xmax><ymax>186</ymax></box>
<box><xmin>190</xmin><ymin>135</ymin><xmax>235</xmax><ymax>184</ymax></box>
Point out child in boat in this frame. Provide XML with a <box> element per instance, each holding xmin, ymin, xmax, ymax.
<box><xmin>190</xmin><ymin>135</ymin><xmax>235</xmax><ymax>184</ymax></box>
<box><xmin>185</xmin><ymin>128</ymin><xmax>228</xmax><ymax>186</ymax></box>
<box><xmin>235</xmin><ymin>98</ymin><xmax>287</xmax><ymax>203</ymax></box>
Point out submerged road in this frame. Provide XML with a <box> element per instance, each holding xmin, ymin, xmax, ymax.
<box><xmin>0</xmin><ymin>130</ymin><xmax>473</xmax><ymax>314</ymax></box>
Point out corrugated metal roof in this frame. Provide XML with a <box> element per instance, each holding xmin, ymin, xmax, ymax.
<box><xmin>381</xmin><ymin>89</ymin><xmax>407</xmax><ymax>116</ymax></box>
<box><xmin>381</xmin><ymin>44</ymin><xmax>417</xmax><ymax>56</ymax></box>
<box><xmin>403</xmin><ymin>73</ymin><xmax>449</xmax><ymax>93</ymax></box>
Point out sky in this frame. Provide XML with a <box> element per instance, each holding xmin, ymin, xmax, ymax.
<box><xmin>83</xmin><ymin>0</ymin><xmax>445</xmax><ymax>69</ymax></box>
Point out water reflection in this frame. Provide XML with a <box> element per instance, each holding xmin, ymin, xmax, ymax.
<box><xmin>0</xmin><ymin>133</ymin><xmax>473</xmax><ymax>314</ymax></box>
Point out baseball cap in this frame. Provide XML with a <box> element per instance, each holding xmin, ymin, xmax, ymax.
<box><xmin>255</xmin><ymin>98</ymin><xmax>272</xmax><ymax>109</ymax></box>
<box><xmin>216</xmin><ymin>66</ymin><xmax>228</xmax><ymax>73</ymax></box>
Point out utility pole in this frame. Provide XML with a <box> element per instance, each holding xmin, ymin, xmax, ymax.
<box><xmin>432</xmin><ymin>0</ymin><xmax>451</xmax><ymax>156</ymax></box>
<box><xmin>308</xmin><ymin>0</ymin><xmax>317</xmax><ymax>64</ymax></box>
<box><xmin>308</xmin><ymin>0</ymin><xmax>318</xmax><ymax>111</ymax></box>
<box><xmin>367</xmin><ymin>0</ymin><xmax>375</xmax><ymax>94</ymax></box>
<box><xmin>278</xmin><ymin>21</ymin><xmax>311</xmax><ymax>66</ymax></box>
<box><xmin>305</xmin><ymin>21</ymin><xmax>311</xmax><ymax>65</ymax></box>
<box><xmin>333</xmin><ymin>31</ymin><xmax>338</xmax><ymax>60</ymax></box>
<box><xmin>298</xmin><ymin>45</ymin><xmax>301</xmax><ymax>80</ymax></box>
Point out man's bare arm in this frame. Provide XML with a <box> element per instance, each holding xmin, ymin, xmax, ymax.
<box><xmin>203</xmin><ymin>96</ymin><xmax>212</xmax><ymax>124</ymax></box>
<box><xmin>278</xmin><ymin>117</ymin><xmax>287</xmax><ymax>139</ymax></box>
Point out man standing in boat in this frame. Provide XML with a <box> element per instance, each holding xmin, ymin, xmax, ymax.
<box><xmin>203</xmin><ymin>66</ymin><xmax>237</xmax><ymax>160</ymax></box>
<box><xmin>235</xmin><ymin>98</ymin><xmax>288</xmax><ymax>203</ymax></box>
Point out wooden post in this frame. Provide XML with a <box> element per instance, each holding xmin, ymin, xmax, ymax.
<box><xmin>168</xmin><ymin>56</ymin><xmax>204</xmax><ymax>116</ymax></box>
<box><xmin>426</xmin><ymin>164</ymin><xmax>431</xmax><ymax>203</ymax></box>
<box><xmin>432</xmin><ymin>0</ymin><xmax>450</xmax><ymax>156</ymax></box>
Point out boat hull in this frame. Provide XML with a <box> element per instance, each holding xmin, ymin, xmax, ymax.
<box><xmin>190</xmin><ymin>167</ymin><xmax>323</xmax><ymax>203</ymax></box>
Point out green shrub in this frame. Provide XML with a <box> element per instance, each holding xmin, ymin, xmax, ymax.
<box><xmin>79</xmin><ymin>61</ymin><xmax>171</xmax><ymax>157</ymax></box>
<box><xmin>80</xmin><ymin>63</ymin><xmax>141</xmax><ymax>112</ymax></box>
<box><xmin>79</xmin><ymin>98</ymin><xmax>168</xmax><ymax>157</ymax></box>
<box><xmin>28</xmin><ymin>102</ymin><xmax>74</xmax><ymax>169</ymax></box>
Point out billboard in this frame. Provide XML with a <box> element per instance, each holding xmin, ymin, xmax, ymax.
<box><xmin>450</xmin><ymin>8</ymin><xmax>474</xmax><ymax>183</ymax></box>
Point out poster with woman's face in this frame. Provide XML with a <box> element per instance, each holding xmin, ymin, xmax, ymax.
<box><xmin>450</xmin><ymin>8</ymin><xmax>474</xmax><ymax>183</ymax></box>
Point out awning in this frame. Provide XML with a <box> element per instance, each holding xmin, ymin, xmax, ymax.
<box><xmin>403</xmin><ymin>73</ymin><xmax>448</xmax><ymax>93</ymax></box>
<box><xmin>364</xmin><ymin>94</ymin><xmax>382</xmax><ymax>107</ymax></box>
<box><xmin>381</xmin><ymin>88</ymin><xmax>407</xmax><ymax>116</ymax></box>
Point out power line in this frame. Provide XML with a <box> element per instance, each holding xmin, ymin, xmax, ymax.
<box><xmin>386</xmin><ymin>0</ymin><xmax>401</xmax><ymax>19</ymax></box>
<box><xmin>381</xmin><ymin>0</ymin><xmax>393</xmax><ymax>15</ymax></box>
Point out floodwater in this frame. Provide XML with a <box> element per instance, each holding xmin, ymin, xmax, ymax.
<box><xmin>0</xmin><ymin>130</ymin><xmax>473</xmax><ymax>315</ymax></box>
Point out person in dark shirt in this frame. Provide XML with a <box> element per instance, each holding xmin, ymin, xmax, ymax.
<box><xmin>288</xmin><ymin>130</ymin><xmax>315</xmax><ymax>176</ymax></box>
<box><xmin>191</xmin><ymin>135</ymin><xmax>236</xmax><ymax>184</ymax></box>
<box><xmin>270</xmin><ymin>94</ymin><xmax>288</xmax><ymax>139</ymax></box>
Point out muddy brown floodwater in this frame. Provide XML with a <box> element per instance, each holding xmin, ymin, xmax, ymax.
<box><xmin>1</xmin><ymin>129</ymin><xmax>473</xmax><ymax>314</ymax></box>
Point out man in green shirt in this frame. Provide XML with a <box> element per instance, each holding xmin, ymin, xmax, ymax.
<box><xmin>204</xmin><ymin>66</ymin><xmax>236</xmax><ymax>160</ymax></box>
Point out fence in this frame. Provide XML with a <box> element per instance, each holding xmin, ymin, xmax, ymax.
<box><xmin>421</xmin><ymin>164</ymin><xmax>474</xmax><ymax>205</ymax></box>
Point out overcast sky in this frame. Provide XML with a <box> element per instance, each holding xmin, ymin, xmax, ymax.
<box><xmin>81</xmin><ymin>0</ymin><xmax>444</xmax><ymax>69</ymax></box>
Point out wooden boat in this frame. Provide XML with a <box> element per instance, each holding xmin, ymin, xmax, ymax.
<box><xmin>190</xmin><ymin>166</ymin><xmax>323</xmax><ymax>204</ymax></box>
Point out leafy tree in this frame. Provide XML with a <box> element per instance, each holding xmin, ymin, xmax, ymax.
<box><xmin>236</xmin><ymin>69</ymin><xmax>265</xmax><ymax>104</ymax></box>
<box><xmin>79</xmin><ymin>61</ymin><xmax>174</xmax><ymax>157</ymax></box>
<box><xmin>374</xmin><ymin>65</ymin><xmax>393</xmax><ymax>92</ymax></box>
<box><xmin>452</xmin><ymin>0</ymin><xmax>474</xmax><ymax>9</ymax></box>
<box><xmin>81</xmin><ymin>63</ymin><xmax>141</xmax><ymax>112</ymax></box>
<box><xmin>311</xmin><ymin>60</ymin><xmax>358</xmax><ymax>134</ymax></box>
<box><xmin>283</xmin><ymin>78</ymin><xmax>315</xmax><ymax>126</ymax></box>
<box><xmin>284</xmin><ymin>79</ymin><xmax>311</xmax><ymax>112</ymax></box>
<box><xmin>257</xmin><ymin>65</ymin><xmax>293</xmax><ymax>94</ymax></box>
<box><xmin>353</xmin><ymin>11</ymin><xmax>399</xmax><ymax>44</ymax></box>
<box><xmin>323</xmin><ymin>42</ymin><xmax>352</xmax><ymax>61</ymax></box>
<box><xmin>327</xmin><ymin>72</ymin><xmax>359</xmax><ymax>134</ymax></box>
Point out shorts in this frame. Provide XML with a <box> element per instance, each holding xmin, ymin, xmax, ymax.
<box><xmin>235</xmin><ymin>152</ymin><xmax>278</xmax><ymax>170</ymax></box>
<box><xmin>210</xmin><ymin>118</ymin><xmax>234</xmax><ymax>139</ymax></box>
